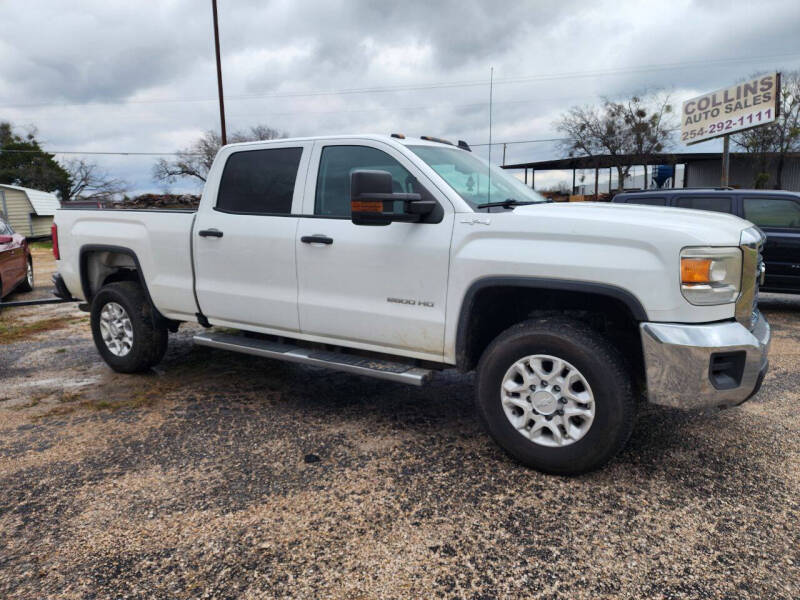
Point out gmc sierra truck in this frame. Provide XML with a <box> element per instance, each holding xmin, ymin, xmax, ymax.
<box><xmin>52</xmin><ymin>134</ymin><xmax>771</xmax><ymax>474</ymax></box>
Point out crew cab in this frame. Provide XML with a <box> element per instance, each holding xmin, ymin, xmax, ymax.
<box><xmin>53</xmin><ymin>135</ymin><xmax>771</xmax><ymax>474</ymax></box>
<box><xmin>613</xmin><ymin>188</ymin><xmax>800</xmax><ymax>294</ymax></box>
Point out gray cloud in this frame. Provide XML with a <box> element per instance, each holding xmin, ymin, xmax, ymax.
<box><xmin>0</xmin><ymin>0</ymin><xmax>798</xmax><ymax>194</ymax></box>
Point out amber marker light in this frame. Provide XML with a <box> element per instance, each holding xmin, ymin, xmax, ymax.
<box><xmin>351</xmin><ymin>200</ymin><xmax>383</xmax><ymax>212</ymax></box>
<box><xmin>681</xmin><ymin>257</ymin><xmax>713</xmax><ymax>284</ymax></box>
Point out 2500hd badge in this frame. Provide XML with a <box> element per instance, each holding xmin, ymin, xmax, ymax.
<box><xmin>387</xmin><ymin>297</ymin><xmax>435</xmax><ymax>307</ymax></box>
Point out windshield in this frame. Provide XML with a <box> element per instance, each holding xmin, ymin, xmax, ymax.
<box><xmin>408</xmin><ymin>145</ymin><xmax>548</xmax><ymax>209</ymax></box>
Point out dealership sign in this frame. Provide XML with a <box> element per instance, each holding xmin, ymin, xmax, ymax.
<box><xmin>681</xmin><ymin>73</ymin><xmax>780</xmax><ymax>145</ymax></box>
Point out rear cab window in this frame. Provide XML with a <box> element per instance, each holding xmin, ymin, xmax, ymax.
<box><xmin>216</xmin><ymin>147</ymin><xmax>304</xmax><ymax>215</ymax></box>
<box><xmin>743</xmin><ymin>196</ymin><xmax>800</xmax><ymax>229</ymax></box>
<box><xmin>675</xmin><ymin>195</ymin><xmax>733</xmax><ymax>214</ymax></box>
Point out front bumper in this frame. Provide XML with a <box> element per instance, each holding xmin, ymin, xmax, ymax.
<box><xmin>640</xmin><ymin>311</ymin><xmax>770</xmax><ymax>410</ymax></box>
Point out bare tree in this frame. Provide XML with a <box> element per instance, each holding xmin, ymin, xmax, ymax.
<box><xmin>733</xmin><ymin>70</ymin><xmax>800</xmax><ymax>188</ymax></box>
<box><xmin>556</xmin><ymin>93</ymin><xmax>675</xmax><ymax>191</ymax></box>
<box><xmin>622</xmin><ymin>94</ymin><xmax>674</xmax><ymax>167</ymax></box>
<box><xmin>153</xmin><ymin>125</ymin><xmax>287</xmax><ymax>184</ymax></box>
<box><xmin>63</xmin><ymin>158</ymin><xmax>127</xmax><ymax>202</ymax></box>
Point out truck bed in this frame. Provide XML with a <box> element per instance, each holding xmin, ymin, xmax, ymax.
<box><xmin>55</xmin><ymin>208</ymin><xmax>199</xmax><ymax>321</ymax></box>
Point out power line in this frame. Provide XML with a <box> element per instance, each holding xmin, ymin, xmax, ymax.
<box><xmin>0</xmin><ymin>136</ymin><xmax>570</xmax><ymax>156</ymax></box>
<box><xmin>1</xmin><ymin>51</ymin><xmax>797</xmax><ymax>110</ymax></box>
<box><xmin>0</xmin><ymin>149</ymin><xmax>196</xmax><ymax>156</ymax></box>
<box><xmin>472</xmin><ymin>137</ymin><xmax>566</xmax><ymax>147</ymax></box>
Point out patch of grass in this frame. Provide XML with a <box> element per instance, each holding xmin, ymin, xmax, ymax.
<box><xmin>34</xmin><ymin>380</ymin><xmax>171</xmax><ymax>420</ymax></box>
<box><xmin>86</xmin><ymin>390</ymin><xmax>162</xmax><ymax>412</ymax></box>
<box><xmin>58</xmin><ymin>390</ymin><xmax>82</xmax><ymax>403</ymax></box>
<box><xmin>0</xmin><ymin>317</ymin><xmax>72</xmax><ymax>344</ymax></box>
<box><xmin>9</xmin><ymin>397</ymin><xmax>43</xmax><ymax>411</ymax></box>
<box><xmin>29</xmin><ymin>240</ymin><xmax>53</xmax><ymax>250</ymax></box>
<box><xmin>91</xmin><ymin>400</ymin><xmax>117</xmax><ymax>410</ymax></box>
<box><xmin>33</xmin><ymin>404</ymin><xmax>80</xmax><ymax>419</ymax></box>
<box><xmin>7</xmin><ymin>389</ymin><xmax>57</xmax><ymax>411</ymax></box>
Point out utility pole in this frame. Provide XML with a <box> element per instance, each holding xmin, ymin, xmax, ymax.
<box><xmin>211</xmin><ymin>0</ymin><xmax>227</xmax><ymax>145</ymax></box>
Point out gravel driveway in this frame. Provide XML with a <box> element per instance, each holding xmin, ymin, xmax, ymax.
<box><xmin>1</xmin><ymin>251</ymin><xmax>798</xmax><ymax>599</ymax></box>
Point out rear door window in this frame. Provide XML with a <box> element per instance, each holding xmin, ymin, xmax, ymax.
<box><xmin>676</xmin><ymin>195</ymin><xmax>733</xmax><ymax>214</ymax></box>
<box><xmin>216</xmin><ymin>147</ymin><xmax>303</xmax><ymax>215</ymax></box>
<box><xmin>743</xmin><ymin>197</ymin><xmax>800</xmax><ymax>228</ymax></box>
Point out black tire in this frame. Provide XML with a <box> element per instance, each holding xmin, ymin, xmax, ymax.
<box><xmin>17</xmin><ymin>258</ymin><xmax>33</xmax><ymax>292</ymax></box>
<box><xmin>475</xmin><ymin>317</ymin><xmax>635</xmax><ymax>475</ymax></box>
<box><xmin>90</xmin><ymin>281</ymin><xmax>168</xmax><ymax>373</ymax></box>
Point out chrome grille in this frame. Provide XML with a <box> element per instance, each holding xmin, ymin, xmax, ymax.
<box><xmin>736</xmin><ymin>227</ymin><xmax>766</xmax><ymax>329</ymax></box>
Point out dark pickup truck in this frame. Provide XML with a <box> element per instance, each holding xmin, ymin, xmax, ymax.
<box><xmin>613</xmin><ymin>188</ymin><xmax>800</xmax><ymax>294</ymax></box>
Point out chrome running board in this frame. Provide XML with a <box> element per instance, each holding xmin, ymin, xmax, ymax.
<box><xmin>193</xmin><ymin>331</ymin><xmax>433</xmax><ymax>386</ymax></box>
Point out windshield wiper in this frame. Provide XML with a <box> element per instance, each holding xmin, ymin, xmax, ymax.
<box><xmin>476</xmin><ymin>198</ymin><xmax>538</xmax><ymax>209</ymax></box>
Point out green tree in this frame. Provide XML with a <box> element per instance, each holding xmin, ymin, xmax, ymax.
<box><xmin>0</xmin><ymin>122</ymin><xmax>71</xmax><ymax>199</ymax></box>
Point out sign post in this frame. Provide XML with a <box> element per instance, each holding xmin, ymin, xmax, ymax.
<box><xmin>681</xmin><ymin>73</ymin><xmax>781</xmax><ymax>186</ymax></box>
<box><xmin>721</xmin><ymin>135</ymin><xmax>730</xmax><ymax>187</ymax></box>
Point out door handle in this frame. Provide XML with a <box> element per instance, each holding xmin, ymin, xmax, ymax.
<box><xmin>301</xmin><ymin>235</ymin><xmax>333</xmax><ymax>245</ymax></box>
<box><xmin>198</xmin><ymin>229</ymin><xmax>224</xmax><ymax>238</ymax></box>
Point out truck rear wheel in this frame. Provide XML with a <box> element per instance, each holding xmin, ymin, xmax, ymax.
<box><xmin>90</xmin><ymin>281</ymin><xmax>168</xmax><ymax>373</ymax></box>
<box><xmin>475</xmin><ymin>317</ymin><xmax>635</xmax><ymax>475</ymax></box>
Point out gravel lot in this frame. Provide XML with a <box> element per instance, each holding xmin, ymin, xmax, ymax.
<box><xmin>1</xmin><ymin>249</ymin><xmax>798</xmax><ymax>599</ymax></box>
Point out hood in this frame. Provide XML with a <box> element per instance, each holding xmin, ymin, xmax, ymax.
<box><xmin>509</xmin><ymin>201</ymin><xmax>750</xmax><ymax>246</ymax></box>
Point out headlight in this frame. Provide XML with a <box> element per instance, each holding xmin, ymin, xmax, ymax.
<box><xmin>680</xmin><ymin>247</ymin><xmax>742</xmax><ymax>305</ymax></box>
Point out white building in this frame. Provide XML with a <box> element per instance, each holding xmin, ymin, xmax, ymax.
<box><xmin>0</xmin><ymin>183</ymin><xmax>61</xmax><ymax>238</ymax></box>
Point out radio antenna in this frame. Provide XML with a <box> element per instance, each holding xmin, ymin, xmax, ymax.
<box><xmin>487</xmin><ymin>66</ymin><xmax>494</xmax><ymax>203</ymax></box>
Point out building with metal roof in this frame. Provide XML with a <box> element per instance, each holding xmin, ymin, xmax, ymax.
<box><xmin>0</xmin><ymin>183</ymin><xmax>60</xmax><ymax>239</ymax></box>
<box><xmin>502</xmin><ymin>152</ymin><xmax>800</xmax><ymax>196</ymax></box>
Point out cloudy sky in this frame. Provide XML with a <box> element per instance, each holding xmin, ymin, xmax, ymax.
<box><xmin>1</xmin><ymin>0</ymin><xmax>799</xmax><ymax>195</ymax></box>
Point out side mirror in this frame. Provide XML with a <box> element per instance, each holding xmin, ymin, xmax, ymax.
<box><xmin>350</xmin><ymin>169</ymin><xmax>435</xmax><ymax>226</ymax></box>
<box><xmin>0</xmin><ymin>235</ymin><xmax>13</xmax><ymax>244</ymax></box>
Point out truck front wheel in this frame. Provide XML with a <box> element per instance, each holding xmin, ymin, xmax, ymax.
<box><xmin>90</xmin><ymin>281</ymin><xmax>168</xmax><ymax>373</ymax></box>
<box><xmin>475</xmin><ymin>317</ymin><xmax>635</xmax><ymax>475</ymax></box>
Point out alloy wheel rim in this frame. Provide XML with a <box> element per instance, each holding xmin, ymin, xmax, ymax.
<box><xmin>99</xmin><ymin>301</ymin><xmax>134</xmax><ymax>357</ymax></box>
<box><xmin>500</xmin><ymin>354</ymin><xmax>595</xmax><ymax>448</ymax></box>
<box><xmin>26</xmin><ymin>262</ymin><xmax>33</xmax><ymax>288</ymax></box>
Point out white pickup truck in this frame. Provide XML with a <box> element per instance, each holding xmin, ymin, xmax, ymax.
<box><xmin>53</xmin><ymin>134</ymin><xmax>770</xmax><ymax>474</ymax></box>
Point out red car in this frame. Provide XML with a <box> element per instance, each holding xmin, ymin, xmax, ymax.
<box><xmin>0</xmin><ymin>216</ymin><xmax>33</xmax><ymax>299</ymax></box>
